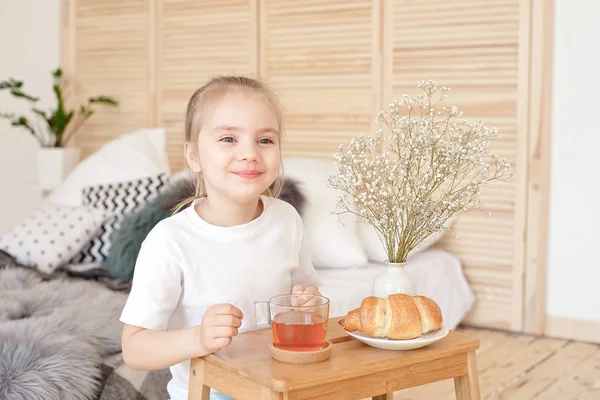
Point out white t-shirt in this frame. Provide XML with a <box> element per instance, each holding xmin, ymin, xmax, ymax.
<box><xmin>119</xmin><ymin>195</ymin><xmax>320</xmax><ymax>400</ymax></box>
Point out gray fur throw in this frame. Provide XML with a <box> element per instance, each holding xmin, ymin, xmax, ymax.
<box><xmin>0</xmin><ymin>266</ymin><xmax>127</xmax><ymax>400</ymax></box>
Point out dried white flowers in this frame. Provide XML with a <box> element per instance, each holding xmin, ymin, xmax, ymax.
<box><xmin>328</xmin><ymin>80</ymin><xmax>513</xmax><ymax>263</ymax></box>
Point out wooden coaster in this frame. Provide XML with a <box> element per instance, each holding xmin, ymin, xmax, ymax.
<box><xmin>269</xmin><ymin>341</ymin><xmax>333</xmax><ymax>364</ymax></box>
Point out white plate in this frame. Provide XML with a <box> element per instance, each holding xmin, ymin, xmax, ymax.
<box><xmin>345</xmin><ymin>327</ymin><xmax>449</xmax><ymax>351</ymax></box>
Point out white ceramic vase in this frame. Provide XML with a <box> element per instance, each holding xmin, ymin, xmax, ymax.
<box><xmin>372</xmin><ymin>261</ymin><xmax>418</xmax><ymax>297</ymax></box>
<box><xmin>36</xmin><ymin>147</ymin><xmax>80</xmax><ymax>190</ymax></box>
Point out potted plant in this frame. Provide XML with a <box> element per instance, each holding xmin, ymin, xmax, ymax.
<box><xmin>328</xmin><ymin>80</ymin><xmax>513</xmax><ymax>297</ymax></box>
<box><xmin>0</xmin><ymin>68</ymin><xmax>118</xmax><ymax>189</ymax></box>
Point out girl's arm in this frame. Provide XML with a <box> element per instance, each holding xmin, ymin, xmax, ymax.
<box><xmin>121</xmin><ymin>324</ymin><xmax>203</xmax><ymax>371</ymax></box>
<box><xmin>121</xmin><ymin>303</ymin><xmax>243</xmax><ymax>371</ymax></box>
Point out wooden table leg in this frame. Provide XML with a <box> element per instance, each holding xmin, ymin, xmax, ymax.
<box><xmin>454</xmin><ymin>351</ymin><xmax>481</xmax><ymax>400</ymax></box>
<box><xmin>189</xmin><ymin>358</ymin><xmax>211</xmax><ymax>400</ymax></box>
<box><xmin>372</xmin><ymin>394</ymin><xmax>393</xmax><ymax>400</ymax></box>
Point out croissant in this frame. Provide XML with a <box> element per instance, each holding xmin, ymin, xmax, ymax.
<box><xmin>338</xmin><ymin>294</ymin><xmax>444</xmax><ymax>340</ymax></box>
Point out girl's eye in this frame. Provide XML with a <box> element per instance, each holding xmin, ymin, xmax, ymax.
<box><xmin>220</xmin><ymin>137</ymin><xmax>235</xmax><ymax>143</ymax></box>
<box><xmin>259</xmin><ymin>138</ymin><xmax>274</xmax><ymax>144</ymax></box>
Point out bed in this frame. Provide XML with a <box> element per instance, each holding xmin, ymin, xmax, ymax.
<box><xmin>0</xmin><ymin>129</ymin><xmax>475</xmax><ymax>400</ymax></box>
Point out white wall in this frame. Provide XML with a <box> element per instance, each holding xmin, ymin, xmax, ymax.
<box><xmin>546</xmin><ymin>0</ymin><xmax>600</xmax><ymax>322</ymax></box>
<box><xmin>0</xmin><ymin>0</ymin><xmax>59</xmax><ymax>235</ymax></box>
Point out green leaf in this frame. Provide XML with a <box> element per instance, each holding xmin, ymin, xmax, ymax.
<box><xmin>80</xmin><ymin>105</ymin><xmax>94</xmax><ymax>118</ymax></box>
<box><xmin>11</xmin><ymin>90</ymin><xmax>38</xmax><ymax>101</ymax></box>
<box><xmin>58</xmin><ymin>110</ymin><xmax>73</xmax><ymax>135</ymax></box>
<box><xmin>0</xmin><ymin>78</ymin><xmax>39</xmax><ymax>101</ymax></box>
<box><xmin>53</xmin><ymin>83</ymin><xmax>64</xmax><ymax>110</ymax></box>
<box><xmin>88</xmin><ymin>96</ymin><xmax>118</xmax><ymax>106</ymax></box>
<box><xmin>0</xmin><ymin>78</ymin><xmax>21</xmax><ymax>89</ymax></box>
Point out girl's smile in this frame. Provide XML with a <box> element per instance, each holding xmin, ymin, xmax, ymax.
<box><xmin>233</xmin><ymin>170</ymin><xmax>262</xmax><ymax>180</ymax></box>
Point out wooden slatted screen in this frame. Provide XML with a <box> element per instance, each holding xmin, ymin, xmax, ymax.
<box><xmin>69</xmin><ymin>0</ymin><xmax>153</xmax><ymax>158</ymax></box>
<box><xmin>159</xmin><ymin>0</ymin><xmax>258</xmax><ymax>171</ymax></box>
<box><xmin>385</xmin><ymin>0</ymin><xmax>526</xmax><ymax>330</ymax></box>
<box><xmin>260</xmin><ymin>0</ymin><xmax>381</xmax><ymax>159</ymax></box>
<box><xmin>64</xmin><ymin>0</ymin><xmax>542</xmax><ymax>331</ymax></box>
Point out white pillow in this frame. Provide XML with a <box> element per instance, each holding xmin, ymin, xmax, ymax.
<box><xmin>283</xmin><ymin>157</ymin><xmax>368</xmax><ymax>268</ymax></box>
<box><xmin>357</xmin><ymin>217</ymin><xmax>456</xmax><ymax>263</ymax></box>
<box><xmin>0</xmin><ymin>203</ymin><xmax>109</xmax><ymax>274</ymax></box>
<box><xmin>47</xmin><ymin>128</ymin><xmax>170</xmax><ymax>206</ymax></box>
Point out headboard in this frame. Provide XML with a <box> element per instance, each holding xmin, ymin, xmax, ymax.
<box><xmin>61</xmin><ymin>0</ymin><xmax>553</xmax><ymax>333</ymax></box>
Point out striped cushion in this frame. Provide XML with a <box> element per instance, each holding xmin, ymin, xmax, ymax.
<box><xmin>69</xmin><ymin>173</ymin><xmax>170</xmax><ymax>265</ymax></box>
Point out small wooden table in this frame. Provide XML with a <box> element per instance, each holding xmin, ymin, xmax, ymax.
<box><xmin>189</xmin><ymin>317</ymin><xmax>481</xmax><ymax>400</ymax></box>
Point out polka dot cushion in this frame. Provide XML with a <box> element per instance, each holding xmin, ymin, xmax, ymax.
<box><xmin>0</xmin><ymin>203</ymin><xmax>110</xmax><ymax>274</ymax></box>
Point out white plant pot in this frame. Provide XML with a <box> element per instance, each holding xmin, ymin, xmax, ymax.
<box><xmin>36</xmin><ymin>147</ymin><xmax>81</xmax><ymax>190</ymax></box>
<box><xmin>372</xmin><ymin>261</ymin><xmax>419</xmax><ymax>297</ymax></box>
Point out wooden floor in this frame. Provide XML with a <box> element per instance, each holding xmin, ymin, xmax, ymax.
<box><xmin>392</xmin><ymin>326</ymin><xmax>600</xmax><ymax>400</ymax></box>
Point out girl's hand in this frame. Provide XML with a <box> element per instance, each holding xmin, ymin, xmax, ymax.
<box><xmin>195</xmin><ymin>304</ymin><xmax>243</xmax><ymax>355</ymax></box>
<box><xmin>291</xmin><ymin>285</ymin><xmax>323</xmax><ymax>307</ymax></box>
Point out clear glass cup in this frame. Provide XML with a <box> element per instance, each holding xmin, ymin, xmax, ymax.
<box><xmin>254</xmin><ymin>294</ymin><xmax>330</xmax><ymax>351</ymax></box>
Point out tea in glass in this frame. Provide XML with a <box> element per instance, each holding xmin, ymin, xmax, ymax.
<box><xmin>272</xmin><ymin>311</ymin><xmax>328</xmax><ymax>351</ymax></box>
<box><xmin>254</xmin><ymin>294</ymin><xmax>330</xmax><ymax>352</ymax></box>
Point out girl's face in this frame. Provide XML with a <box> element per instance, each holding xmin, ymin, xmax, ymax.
<box><xmin>186</xmin><ymin>90</ymin><xmax>281</xmax><ymax>204</ymax></box>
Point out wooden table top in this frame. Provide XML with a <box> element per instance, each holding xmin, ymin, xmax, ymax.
<box><xmin>203</xmin><ymin>316</ymin><xmax>479</xmax><ymax>392</ymax></box>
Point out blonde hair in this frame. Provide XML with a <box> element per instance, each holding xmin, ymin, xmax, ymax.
<box><xmin>173</xmin><ymin>75</ymin><xmax>285</xmax><ymax>214</ymax></box>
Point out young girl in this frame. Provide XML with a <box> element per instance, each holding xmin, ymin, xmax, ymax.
<box><xmin>120</xmin><ymin>76</ymin><xmax>322</xmax><ymax>400</ymax></box>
